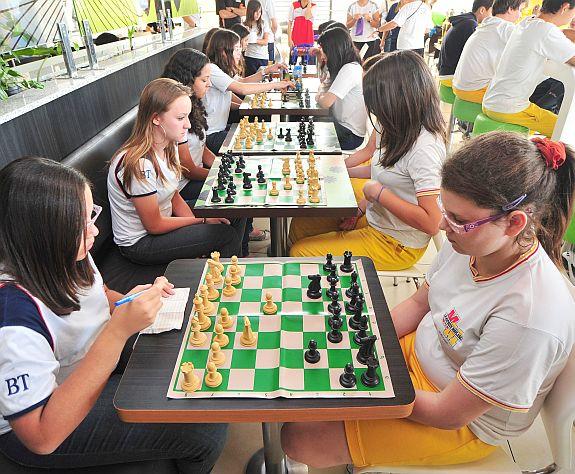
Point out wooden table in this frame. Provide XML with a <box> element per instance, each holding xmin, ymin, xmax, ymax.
<box><xmin>192</xmin><ymin>154</ymin><xmax>358</xmax><ymax>256</ymax></box>
<box><xmin>114</xmin><ymin>257</ymin><xmax>415</xmax><ymax>474</ymax></box>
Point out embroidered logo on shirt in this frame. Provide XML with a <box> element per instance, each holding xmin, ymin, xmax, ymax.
<box><xmin>5</xmin><ymin>374</ymin><xmax>30</xmax><ymax>396</ymax></box>
<box><xmin>441</xmin><ymin>309</ymin><xmax>464</xmax><ymax>348</ymax></box>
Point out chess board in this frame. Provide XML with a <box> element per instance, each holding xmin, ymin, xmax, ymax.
<box><xmin>201</xmin><ymin>155</ymin><xmax>327</xmax><ymax>207</ymax></box>
<box><xmin>167</xmin><ymin>259</ymin><xmax>395</xmax><ymax>399</ymax></box>
<box><xmin>241</xmin><ymin>91</ymin><xmax>322</xmax><ymax>111</ymax></box>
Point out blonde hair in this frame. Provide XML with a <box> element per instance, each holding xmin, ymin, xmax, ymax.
<box><xmin>116</xmin><ymin>78</ymin><xmax>191</xmax><ymax>191</ymax></box>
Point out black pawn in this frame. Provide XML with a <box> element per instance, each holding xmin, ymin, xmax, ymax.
<box><xmin>235</xmin><ymin>162</ymin><xmax>243</xmax><ymax>174</ymax></box>
<box><xmin>328</xmin><ymin>293</ymin><xmax>341</xmax><ymax>315</ymax></box>
<box><xmin>285</xmin><ymin>129</ymin><xmax>292</xmax><ymax>142</ymax></box>
<box><xmin>340</xmin><ymin>250</ymin><xmax>354</xmax><ymax>273</ymax></box>
<box><xmin>242</xmin><ymin>173</ymin><xmax>252</xmax><ymax>190</ymax></box>
<box><xmin>216</xmin><ymin>176</ymin><xmax>225</xmax><ymax>191</ymax></box>
<box><xmin>224</xmin><ymin>190</ymin><xmax>234</xmax><ymax>204</ymax></box>
<box><xmin>327</xmin><ymin>316</ymin><xmax>343</xmax><ymax>343</ymax></box>
<box><xmin>211</xmin><ymin>187</ymin><xmax>221</xmax><ymax>203</ymax></box>
<box><xmin>353</xmin><ymin>294</ymin><xmax>365</xmax><ymax>313</ymax></box>
<box><xmin>348</xmin><ymin>305</ymin><xmax>363</xmax><ymax>330</ymax></box>
<box><xmin>345</xmin><ymin>290</ymin><xmax>359</xmax><ymax>313</ymax></box>
<box><xmin>227</xmin><ymin>182</ymin><xmax>236</xmax><ymax>196</ymax></box>
<box><xmin>361</xmin><ymin>356</ymin><xmax>380</xmax><ymax>388</ymax></box>
<box><xmin>326</xmin><ymin>280</ymin><xmax>338</xmax><ymax>300</ymax></box>
<box><xmin>328</xmin><ymin>312</ymin><xmax>342</xmax><ymax>329</ymax></box>
<box><xmin>353</xmin><ymin>314</ymin><xmax>369</xmax><ymax>345</ymax></box>
<box><xmin>278</xmin><ymin>128</ymin><xmax>284</xmax><ymax>139</ymax></box>
<box><xmin>306</xmin><ymin>274</ymin><xmax>322</xmax><ymax>299</ymax></box>
<box><xmin>323</xmin><ymin>253</ymin><xmax>336</xmax><ymax>272</ymax></box>
<box><xmin>305</xmin><ymin>339</ymin><xmax>320</xmax><ymax>364</ymax></box>
<box><xmin>345</xmin><ymin>272</ymin><xmax>359</xmax><ymax>298</ymax></box>
<box><xmin>357</xmin><ymin>335</ymin><xmax>377</xmax><ymax>365</ymax></box>
<box><xmin>339</xmin><ymin>363</ymin><xmax>357</xmax><ymax>388</ymax></box>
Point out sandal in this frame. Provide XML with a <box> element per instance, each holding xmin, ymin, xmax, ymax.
<box><xmin>249</xmin><ymin>228</ymin><xmax>269</xmax><ymax>241</ymax></box>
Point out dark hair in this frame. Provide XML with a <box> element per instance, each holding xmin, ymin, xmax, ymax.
<box><xmin>541</xmin><ymin>0</ymin><xmax>575</xmax><ymax>13</ymax></box>
<box><xmin>206</xmin><ymin>29</ymin><xmax>241</xmax><ymax>77</ymax></box>
<box><xmin>0</xmin><ymin>157</ymin><xmax>95</xmax><ymax>315</ymax></box>
<box><xmin>442</xmin><ymin>132</ymin><xmax>575</xmax><ymax>266</ymax></box>
<box><xmin>244</xmin><ymin>0</ymin><xmax>264</xmax><ymax>36</ymax></box>
<box><xmin>492</xmin><ymin>0</ymin><xmax>523</xmax><ymax>15</ymax></box>
<box><xmin>363</xmin><ymin>51</ymin><xmax>446</xmax><ymax>167</ymax></box>
<box><xmin>230</xmin><ymin>23</ymin><xmax>250</xmax><ymax>40</ymax></box>
<box><xmin>162</xmin><ymin>48</ymin><xmax>209</xmax><ymax>140</ymax></box>
<box><xmin>202</xmin><ymin>27</ymin><xmax>221</xmax><ymax>53</ymax></box>
<box><xmin>94</xmin><ymin>32</ymin><xmax>120</xmax><ymax>45</ymax></box>
<box><xmin>472</xmin><ymin>0</ymin><xmax>494</xmax><ymax>12</ymax></box>
<box><xmin>318</xmin><ymin>27</ymin><xmax>361</xmax><ymax>84</ymax></box>
<box><xmin>362</xmin><ymin>52</ymin><xmax>386</xmax><ymax>72</ymax></box>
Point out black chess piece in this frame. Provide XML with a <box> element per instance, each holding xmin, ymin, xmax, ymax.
<box><xmin>227</xmin><ymin>182</ymin><xmax>236</xmax><ymax>196</ymax></box>
<box><xmin>339</xmin><ymin>363</ymin><xmax>357</xmax><ymax>388</ymax></box>
<box><xmin>306</xmin><ymin>133</ymin><xmax>314</xmax><ymax>147</ymax></box>
<box><xmin>357</xmin><ymin>335</ymin><xmax>377</xmax><ymax>365</ymax></box>
<box><xmin>328</xmin><ymin>312</ymin><xmax>342</xmax><ymax>329</ymax></box>
<box><xmin>216</xmin><ymin>176</ymin><xmax>225</xmax><ymax>191</ymax></box>
<box><xmin>305</xmin><ymin>98</ymin><xmax>311</xmax><ymax>108</ymax></box>
<box><xmin>327</xmin><ymin>271</ymin><xmax>339</xmax><ymax>285</ymax></box>
<box><xmin>327</xmin><ymin>316</ymin><xmax>343</xmax><ymax>343</ymax></box>
<box><xmin>278</xmin><ymin>128</ymin><xmax>284</xmax><ymax>139</ymax></box>
<box><xmin>353</xmin><ymin>294</ymin><xmax>365</xmax><ymax>314</ymax></box>
<box><xmin>235</xmin><ymin>162</ymin><xmax>243</xmax><ymax>174</ymax></box>
<box><xmin>299</xmin><ymin>99</ymin><xmax>305</xmax><ymax>108</ymax></box>
<box><xmin>328</xmin><ymin>293</ymin><xmax>341</xmax><ymax>315</ymax></box>
<box><xmin>326</xmin><ymin>280</ymin><xmax>338</xmax><ymax>300</ymax></box>
<box><xmin>242</xmin><ymin>172</ymin><xmax>252</xmax><ymax>190</ymax></box>
<box><xmin>306</xmin><ymin>274</ymin><xmax>322</xmax><ymax>299</ymax></box>
<box><xmin>348</xmin><ymin>305</ymin><xmax>363</xmax><ymax>330</ymax></box>
<box><xmin>224</xmin><ymin>190</ymin><xmax>235</xmax><ymax>204</ymax></box>
<box><xmin>340</xmin><ymin>250</ymin><xmax>354</xmax><ymax>273</ymax></box>
<box><xmin>345</xmin><ymin>272</ymin><xmax>359</xmax><ymax>298</ymax></box>
<box><xmin>256</xmin><ymin>165</ymin><xmax>264</xmax><ymax>178</ymax></box>
<box><xmin>237</xmin><ymin>155</ymin><xmax>246</xmax><ymax>168</ymax></box>
<box><xmin>345</xmin><ymin>289</ymin><xmax>359</xmax><ymax>313</ymax></box>
<box><xmin>211</xmin><ymin>187</ymin><xmax>221</xmax><ymax>203</ymax></box>
<box><xmin>285</xmin><ymin>129</ymin><xmax>292</xmax><ymax>142</ymax></box>
<box><xmin>361</xmin><ymin>356</ymin><xmax>380</xmax><ymax>387</ymax></box>
<box><xmin>324</xmin><ymin>253</ymin><xmax>336</xmax><ymax>272</ymax></box>
<box><xmin>305</xmin><ymin>339</ymin><xmax>320</xmax><ymax>364</ymax></box>
<box><xmin>353</xmin><ymin>314</ymin><xmax>369</xmax><ymax>345</ymax></box>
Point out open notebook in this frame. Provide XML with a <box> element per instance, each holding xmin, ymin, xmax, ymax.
<box><xmin>140</xmin><ymin>288</ymin><xmax>190</xmax><ymax>335</ymax></box>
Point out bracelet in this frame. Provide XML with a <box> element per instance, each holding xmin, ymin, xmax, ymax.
<box><xmin>375</xmin><ymin>185</ymin><xmax>386</xmax><ymax>204</ymax></box>
<box><xmin>357</xmin><ymin>207</ymin><xmax>364</xmax><ymax>216</ymax></box>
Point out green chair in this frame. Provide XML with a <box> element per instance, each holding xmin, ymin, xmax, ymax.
<box><xmin>471</xmin><ymin>113</ymin><xmax>529</xmax><ymax>137</ymax></box>
<box><xmin>563</xmin><ymin>216</ymin><xmax>575</xmax><ymax>284</ymax></box>
<box><xmin>452</xmin><ymin>97</ymin><xmax>483</xmax><ymax>125</ymax></box>
<box><xmin>439</xmin><ymin>83</ymin><xmax>455</xmax><ymax>105</ymax></box>
<box><xmin>432</xmin><ymin>11</ymin><xmax>447</xmax><ymax>27</ymax></box>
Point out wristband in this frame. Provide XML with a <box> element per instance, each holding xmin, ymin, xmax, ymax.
<box><xmin>375</xmin><ymin>185</ymin><xmax>385</xmax><ymax>204</ymax></box>
<box><xmin>357</xmin><ymin>207</ymin><xmax>364</xmax><ymax>216</ymax></box>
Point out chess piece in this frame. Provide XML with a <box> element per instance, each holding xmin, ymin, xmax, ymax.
<box><xmin>283</xmin><ymin>175</ymin><xmax>293</xmax><ymax>191</ymax></box>
<box><xmin>218</xmin><ymin>307</ymin><xmax>233</xmax><ymax>329</ymax></box>
<box><xmin>357</xmin><ymin>335</ymin><xmax>378</xmax><ymax>365</ymax></box>
<box><xmin>361</xmin><ymin>356</ymin><xmax>380</xmax><ymax>387</ymax></box>
<box><xmin>245</xmin><ymin>137</ymin><xmax>253</xmax><ymax>149</ymax></box>
<box><xmin>327</xmin><ymin>315</ymin><xmax>343</xmax><ymax>343</ymax></box>
<box><xmin>340</xmin><ymin>250</ymin><xmax>354</xmax><ymax>273</ymax></box>
<box><xmin>267</xmin><ymin>129</ymin><xmax>273</xmax><ymax>140</ymax></box>
<box><xmin>209</xmin><ymin>341</ymin><xmax>226</xmax><ymax>367</ymax></box>
<box><xmin>262</xmin><ymin>292</ymin><xmax>278</xmax><ymax>314</ymax></box>
<box><xmin>326</xmin><ymin>279</ymin><xmax>339</xmax><ymax>300</ymax></box>
<box><xmin>296</xmin><ymin>189</ymin><xmax>306</xmax><ymax>205</ymax></box>
<box><xmin>194</xmin><ymin>294</ymin><xmax>212</xmax><ymax>330</ymax></box>
<box><xmin>211</xmin><ymin>252</ymin><xmax>224</xmax><ymax>271</ymax></box>
<box><xmin>285</xmin><ymin>129</ymin><xmax>292</xmax><ymax>142</ymax></box>
<box><xmin>323</xmin><ymin>253</ymin><xmax>336</xmax><ymax>272</ymax></box>
<box><xmin>353</xmin><ymin>314</ymin><xmax>369</xmax><ymax>345</ymax></box>
<box><xmin>328</xmin><ymin>293</ymin><xmax>341</xmax><ymax>315</ymax></box>
<box><xmin>309</xmin><ymin>188</ymin><xmax>320</xmax><ymax>204</ymax></box>
<box><xmin>201</xmin><ymin>285</ymin><xmax>215</xmax><ymax>314</ymax></box>
<box><xmin>214</xmin><ymin>323</ymin><xmax>229</xmax><ymax>347</ymax></box>
<box><xmin>211</xmin><ymin>262</ymin><xmax>223</xmax><ymax>285</ymax></box>
<box><xmin>277</xmin><ymin>127</ymin><xmax>284</xmax><ymax>139</ymax></box>
<box><xmin>240</xmin><ymin>316</ymin><xmax>257</xmax><ymax>346</ymax></box>
<box><xmin>180</xmin><ymin>362</ymin><xmax>201</xmax><ymax>392</ymax></box>
<box><xmin>211</xmin><ymin>187</ymin><xmax>221</xmax><ymax>203</ymax></box>
<box><xmin>349</xmin><ymin>305</ymin><xmax>363</xmax><ymax>331</ymax></box>
<box><xmin>304</xmin><ymin>339</ymin><xmax>320</xmax><ymax>364</ymax></box>
<box><xmin>307</xmin><ymin>274</ymin><xmax>322</xmax><ymax>299</ymax></box>
<box><xmin>225</xmin><ymin>190</ymin><xmax>234</xmax><ymax>203</ymax></box>
<box><xmin>256</xmin><ymin>130</ymin><xmax>264</xmax><ymax>144</ymax></box>
<box><xmin>339</xmin><ymin>363</ymin><xmax>357</xmax><ymax>388</ymax></box>
<box><xmin>206</xmin><ymin>274</ymin><xmax>219</xmax><ymax>300</ymax></box>
<box><xmin>234</xmin><ymin>138</ymin><xmax>242</xmax><ymax>150</ymax></box>
<box><xmin>222</xmin><ymin>276</ymin><xmax>236</xmax><ymax>297</ymax></box>
<box><xmin>229</xmin><ymin>265</ymin><xmax>241</xmax><ymax>286</ymax></box>
<box><xmin>345</xmin><ymin>272</ymin><xmax>359</xmax><ymax>298</ymax></box>
<box><xmin>295</xmin><ymin>173</ymin><xmax>305</xmax><ymax>185</ymax></box>
<box><xmin>189</xmin><ymin>318</ymin><xmax>207</xmax><ymax>346</ymax></box>
<box><xmin>269</xmin><ymin>181</ymin><xmax>279</xmax><ymax>196</ymax></box>
<box><xmin>243</xmin><ymin>172</ymin><xmax>253</xmax><ymax>190</ymax></box>
<box><xmin>204</xmin><ymin>361</ymin><xmax>223</xmax><ymax>388</ymax></box>
<box><xmin>282</xmin><ymin>158</ymin><xmax>291</xmax><ymax>175</ymax></box>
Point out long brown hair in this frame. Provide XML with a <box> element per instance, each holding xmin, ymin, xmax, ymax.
<box><xmin>202</xmin><ymin>27</ymin><xmax>221</xmax><ymax>53</ymax></box>
<box><xmin>244</xmin><ymin>0</ymin><xmax>264</xmax><ymax>35</ymax></box>
<box><xmin>0</xmin><ymin>157</ymin><xmax>95</xmax><ymax>315</ymax></box>
<box><xmin>115</xmin><ymin>78</ymin><xmax>190</xmax><ymax>191</ymax></box>
<box><xmin>363</xmin><ymin>51</ymin><xmax>446</xmax><ymax>167</ymax></box>
<box><xmin>442</xmin><ymin>132</ymin><xmax>575</xmax><ymax>266</ymax></box>
<box><xmin>206</xmin><ymin>29</ymin><xmax>241</xmax><ymax>78</ymax></box>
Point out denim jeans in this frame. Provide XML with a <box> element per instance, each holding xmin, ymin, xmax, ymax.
<box><xmin>334</xmin><ymin>122</ymin><xmax>365</xmax><ymax>151</ymax></box>
<box><xmin>0</xmin><ymin>375</ymin><xmax>227</xmax><ymax>473</ymax></box>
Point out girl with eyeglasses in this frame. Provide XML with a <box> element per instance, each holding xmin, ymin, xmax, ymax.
<box><xmin>0</xmin><ymin>157</ymin><xmax>226</xmax><ymax>470</ymax></box>
<box><xmin>108</xmin><ymin>78</ymin><xmax>246</xmax><ymax>265</ymax></box>
<box><xmin>282</xmin><ymin>131</ymin><xmax>575</xmax><ymax>469</ymax></box>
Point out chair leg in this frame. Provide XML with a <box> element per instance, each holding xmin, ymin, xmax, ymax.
<box><xmin>393</xmin><ymin>277</ymin><xmax>398</xmax><ymax>287</ymax></box>
<box><xmin>413</xmin><ymin>277</ymin><xmax>420</xmax><ymax>289</ymax></box>
<box><xmin>446</xmin><ymin>110</ymin><xmax>455</xmax><ymax>153</ymax></box>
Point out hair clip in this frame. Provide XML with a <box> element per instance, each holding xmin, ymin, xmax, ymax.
<box><xmin>502</xmin><ymin>194</ymin><xmax>527</xmax><ymax>212</ymax></box>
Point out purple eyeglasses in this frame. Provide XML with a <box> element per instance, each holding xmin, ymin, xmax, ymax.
<box><xmin>437</xmin><ymin>194</ymin><xmax>527</xmax><ymax>234</ymax></box>
<box><xmin>87</xmin><ymin>204</ymin><xmax>102</xmax><ymax>229</ymax></box>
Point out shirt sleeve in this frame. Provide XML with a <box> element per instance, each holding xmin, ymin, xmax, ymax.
<box><xmin>210</xmin><ymin>64</ymin><xmax>235</xmax><ymax>93</ymax></box>
<box><xmin>538</xmin><ymin>25</ymin><xmax>575</xmax><ymax>64</ymax></box>
<box><xmin>288</xmin><ymin>5</ymin><xmax>295</xmax><ymax>22</ymax></box>
<box><xmin>391</xmin><ymin>2</ymin><xmax>413</xmax><ymax>27</ymax></box>
<box><xmin>458</xmin><ymin>317</ymin><xmax>566</xmax><ymax>411</ymax></box>
<box><xmin>124</xmin><ymin>158</ymin><xmax>158</xmax><ymax>198</ymax></box>
<box><xmin>328</xmin><ymin>64</ymin><xmax>361</xmax><ymax>99</ymax></box>
<box><xmin>406</xmin><ymin>138</ymin><xmax>444</xmax><ymax>198</ymax></box>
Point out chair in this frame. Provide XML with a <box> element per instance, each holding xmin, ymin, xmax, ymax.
<box><xmin>452</xmin><ymin>97</ymin><xmax>483</xmax><ymax>126</ymax></box>
<box><xmin>439</xmin><ymin>85</ymin><xmax>457</xmax><ymax>154</ymax></box>
<box><xmin>471</xmin><ymin>114</ymin><xmax>529</xmax><ymax>138</ymax></box>
<box><xmin>377</xmin><ymin>233</ymin><xmax>444</xmax><ymax>289</ymax></box>
<box><xmin>562</xmin><ymin>216</ymin><xmax>575</xmax><ymax>285</ymax></box>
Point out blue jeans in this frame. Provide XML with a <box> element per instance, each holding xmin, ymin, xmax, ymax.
<box><xmin>334</xmin><ymin>122</ymin><xmax>364</xmax><ymax>151</ymax></box>
<box><xmin>268</xmin><ymin>42</ymin><xmax>275</xmax><ymax>62</ymax></box>
<box><xmin>206</xmin><ymin>127</ymin><xmax>230</xmax><ymax>155</ymax></box>
<box><xmin>245</xmin><ymin>56</ymin><xmax>268</xmax><ymax>77</ymax></box>
<box><xmin>0</xmin><ymin>375</ymin><xmax>227</xmax><ymax>473</ymax></box>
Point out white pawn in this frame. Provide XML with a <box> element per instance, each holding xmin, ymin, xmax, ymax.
<box><xmin>209</xmin><ymin>341</ymin><xmax>226</xmax><ymax>367</ymax></box>
<box><xmin>229</xmin><ymin>265</ymin><xmax>241</xmax><ymax>286</ymax></box>
<box><xmin>218</xmin><ymin>307</ymin><xmax>234</xmax><ymax>329</ymax></box>
<box><xmin>213</xmin><ymin>323</ymin><xmax>229</xmax><ymax>347</ymax></box>
<box><xmin>262</xmin><ymin>292</ymin><xmax>278</xmax><ymax>315</ymax></box>
<box><xmin>206</xmin><ymin>274</ymin><xmax>219</xmax><ymax>300</ymax></box>
<box><xmin>189</xmin><ymin>318</ymin><xmax>207</xmax><ymax>346</ymax></box>
<box><xmin>222</xmin><ymin>276</ymin><xmax>236</xmax><ymax>297</ymax></box>
<box><xmin>194</xmin><ymin>295</ymin><xmax>211</xmax><ymax>331</ymax></box>
<box><xmin>204</xmin><ymin>361</ymin><xmax>222</xmax><ymax>388</ymax></box>
<box><xmin>201</xmin><ymin>285</ymin><xmax>215</xmax><ymax>315</ymax></box>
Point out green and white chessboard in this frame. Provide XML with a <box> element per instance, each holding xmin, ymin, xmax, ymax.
<box><xmin>167</xmin><ymin>259</ymin><xmax>394</xmax><ymax>399</ymax></box>
<box><xmin>202</xmin><ymin>156</ymin><xmax>327</xmax><ymax>207</ymax></box>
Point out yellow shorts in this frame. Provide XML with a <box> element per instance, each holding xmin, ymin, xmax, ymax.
<box><xmin>345</xmin><ymin>332</ymin><xmax>496</xmax><ymax>467</ymax></box>
<box><xmin>483</xmin><ymin>102</ymin><xmax>557</xmax><ymax>138</ymax></box>
<box><xmin>439</xmin><ymin>78</ymin><xmax>453</xmax><ymax>87</ymax></box>
<box><xmin>453</xmin><ymin>86</ymin><xmax>487</xmax><ymax>104</ymax></box>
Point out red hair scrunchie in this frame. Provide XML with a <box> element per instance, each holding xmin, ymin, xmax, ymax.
<box><xmin>532</xmin><ymin>137</ymin><xmax>567</xmax><ymax>170</ymax></box>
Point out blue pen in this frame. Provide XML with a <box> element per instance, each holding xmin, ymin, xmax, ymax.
<box><xmin>114</xmin><ymin>290</ymin><xmax>147</xmax><ymax>307</ymax></box>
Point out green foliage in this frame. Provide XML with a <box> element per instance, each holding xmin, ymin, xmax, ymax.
<box><xmin>0</xmin><ymin>55</ymin><xmax>44</xmax><ymax>101</ymax></box>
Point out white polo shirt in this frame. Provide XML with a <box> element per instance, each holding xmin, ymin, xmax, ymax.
<box><xmin>366</xmin><ymin>128</ymin><xmax>445</xmax><ymax>249</ymax></box>
<box><xmin>328</xmin><ymin>62</ymin><xmax>367</xmax><ymax>138</ymax></box>
<box><xmin>248</xmin><ymin>0</ymin><xmax>276</xmax><ymax>42</ymax></box>
<box><xmin>0</xmin><ymin>257</ymin><xmax>110</xmax><ymax>435</ymax></box>
<box><xmin>245</xmin><ymin>22</ymin><xmax>272</xmax><ymax>60</ymax></box>
<box><xmin>416</xmin><ymin>241</ymin><xmax>575</xmax><ymax>445</ymax></box>
<box><xmin>107</xmin><ymin>150</ymin><xmax>180</xmax><ymax>247</ymax></box>
<box><xmin>348</xmin><ymin>1</ymin><xmax>380</xmax><ymax>43</ymax></box>
<box><xmin>483</xmin><ymin>16</ymin><xmax>575</xmax><ymax>114</ymax></box>
<box><xmin>203</xmin><ymin>64</ymin><xmax>234</xmax><ymax>134</ymax></box>
<box><xmin>394</xmin><ymin>1</ymin><xmax>432</xmax><ymax>50</ymax></box>
<box><xmin>453</xmin><ymin>16</ymin><xmax>515</xmax><ymax>92</ymax></box>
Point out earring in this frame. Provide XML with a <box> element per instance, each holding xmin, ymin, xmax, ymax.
<box><xmin>153</xmin><ymin>123</ymin><xmax>168</xmax><ymax>144</ymax></box>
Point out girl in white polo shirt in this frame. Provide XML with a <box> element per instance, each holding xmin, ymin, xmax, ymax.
<box><xmin>315</xmin><ymin>27</ymin><xmax>368</xmax><ymax>151</ymax></box>
<box><xmin>282</xmin><ymin>131</ymin><xmax>575</xmax><ymax>469</ymax></box>
<box><xmin>347</xmin><ymin>0</ymin><xmax>382</xmax><ymax>59</ymax></box>
<box><xmin>108</xmin><ymin>78</ymin><xmax>246</xmax><ymax>265</ymax></box>
<box><xmin>290</xmin><ymin>51</ymin><xmax>445</xmax><ymax>271</ymax></box>
<box><xmin>378</xmin><ymin>0</ymin><xmax>432</xmax><ymax>56</ymax></box>
<box><xmin>0</xmin><ymin>157</ymin><xmax>226</xmax><ymax>471</ymax></box>
<box><xmin>243</xmin><ymin>0</ymin><xmax>272</xmax><ymax>76</ymax></box>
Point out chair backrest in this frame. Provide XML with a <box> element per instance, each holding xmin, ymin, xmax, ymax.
<box><xmin>540</xmin><ymin>276</ymin><xmax>575</xmax><ymax>471</ymax></box>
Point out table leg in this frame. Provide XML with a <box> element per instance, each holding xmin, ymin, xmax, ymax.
<box><xmin>270</xmin><ymin>217</ymin><xmax>289</xmax><ymax>257</ymax></box>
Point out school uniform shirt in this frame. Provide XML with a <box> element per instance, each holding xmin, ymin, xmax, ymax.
<box><xmin>245</xmin><ymin>22</ymin><xmax>272</xmax><ymax>60</ymax></box>
<box><xmin>416</xmin><ymin>241</ymin><xmax>575</xmax><ymax>445</ymax></box>
<box><xmin>288</xmin><ymin>1</ymin><xmax>316</xmax><ymax>46</ymax></box>
<box><xmin>203</xmin><ymin>63</ymin><xmax>234</xmax><ymax>135</ymax></box>
<box><xmin>328</xmin><ymin>62</ymin><xmax>368</xmax><ymax>138</ymax></box>
<box><xmin>393</xmin><ymin>0</ymin><xmax>432</xmax><ymax>51</ymax></box>
<box><xmin>107</xmin><ymin>151</ymin><xmax>180</xmax><ymax>247</ymax></box>
<box><xmin>348</xmin><ymin>1</ymin><xmax>380</xmax><ymax>43</ymax></box>
<box><xmin>483</xmin><ymin>16</ymin><xmax>575</xmax><ymax>114</ymax></box>
<box><xmin>0</xmin><ymin>256</ymin><xmax>110</xmax><ymax>435</ymax></box>
<box><xmin>453</xmin><ymin>16</ymin><xmax>515</xmax><ymax>92</ymax></box>
<box><xmin>177</xmin><ymin>131</ymin><xmax>206</xmax><ymax>191</ymax></box>
<box><xmin>438</xmin><ymin>12</ymin><xmax>477</xmax><ymax>78</ymax></box>
<box><xmin>366</xmin><ymin>128</ymin><xmax>445</xmax><ymax>249</ymax></box>
<box><xmin>247</xmin><ymin>0</ymin><xmax>276</xmax><ymax>43</ymax></box>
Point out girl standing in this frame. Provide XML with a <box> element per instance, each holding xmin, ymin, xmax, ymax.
<box><xmin>243</xmin><ymin>0</ymin><xmax>272</xmax><ymax>76</ymax></box>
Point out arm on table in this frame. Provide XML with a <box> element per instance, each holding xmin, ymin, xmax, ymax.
<box><xmin>346</xmin><ymin>133</ymin><xmax>376</xmax><ymax>169</ymax></box>
<box><xmin>178</xmin><ymin>142</ymin><xmax>209</xmax><ymax>181</ymax></box>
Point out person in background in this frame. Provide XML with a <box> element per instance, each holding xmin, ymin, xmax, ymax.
<box><xmin>230</xmin><ymin>22</ymin><xmax>251</xmax><ymax>51</ymax></box>
<box><xmin>347</xmin><ymin>0</ymin><xmax>382</xmax><ymax>59</ymax></box>
<box><xmin>381</xmin><ymin>0</ymin><xmax>405</xmax><ymax>51</ymax></box>
<box><xmin>243</xmin><ymin>0</ymin><xmax>272</xmax><ymax>75</ymax></box>
<box><xmin>248</xmin><ymin>0</ymin><xmax>278</xmax><ymax>62</ymax></box>
<box><xmin>379</xmin><ymin>0</ymin><xmax>432</xmax><ymax>56</ymax></box>
<box><xmin>438</xmin><ymin>0</ymin><xmax>494</xmax><ymax>87</ymax></box>
<box><xmin>215</xmin><ymin>0</ymin><xmax>246</xmax><ymax>28</ymax></box>
<box><xmin>288</xmin><ymin>0</ymin><xmax>316</xmax><ymax>48</ymax></box>
<box><xmin>201</xmin><ymin>27</ymin><xmax>221</xmax><ymax>53</ymax></box>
